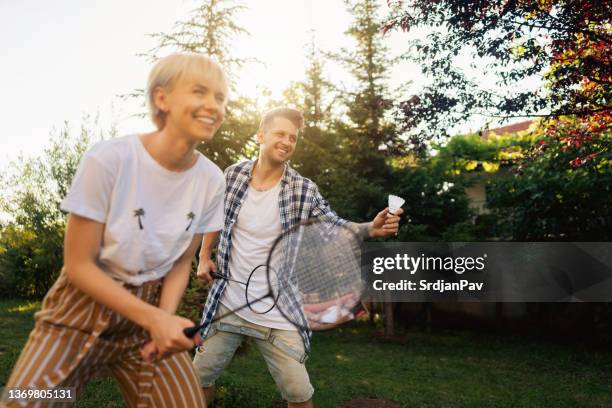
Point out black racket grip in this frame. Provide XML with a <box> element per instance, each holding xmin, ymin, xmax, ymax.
<box><xmin>210</xmin><ymin>271</ymin><xmax>224</xmax><ymax>279</ymax></box>
<box><xmin>183</xmin><ymin>325</ymin><xmax>201</xmax><ymax>338</ymax></box>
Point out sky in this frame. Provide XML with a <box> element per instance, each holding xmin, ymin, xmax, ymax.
<box><xmin>0</xmin><ymin>0</ymin><xmax>524</xmax><ymax>168</ymax></box>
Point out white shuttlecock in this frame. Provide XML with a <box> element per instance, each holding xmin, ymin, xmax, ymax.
<box><xmin>319</xmin><ymin>305</ymin><xmax>341</xmax><ymax>323</ymax></box>
<box><xmin>388</xmin><ymin>194</ymin><xmax>405</xmax><ymax>215</ymax></box>
<box><xmin>319</xmin><ymin>305</ymin><xmax>353</xmax><ymax>324</ymax></box>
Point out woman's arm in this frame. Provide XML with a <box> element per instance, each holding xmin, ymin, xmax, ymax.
<box><xmin>63</xmin><ymin>214</ymin><xmax>197</xmax><ymax>356</ymax></box>
<box><xmin>158</xmin><ymin>233</ymin><xmax>203</xmax><ymax>314</ymax></box>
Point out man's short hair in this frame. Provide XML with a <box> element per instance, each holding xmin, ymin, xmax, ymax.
<box><xmin>259</xmin><ymin>108</ymin><xmax>304</xmax><ymax>132</ymax></box>
<box><xmin>146</xmin><ymin>52</ymin><xmax>228</xmax><ymax>130</ymax></box>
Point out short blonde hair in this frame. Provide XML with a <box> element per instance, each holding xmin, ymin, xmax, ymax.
<box><xmin>258</xmin><ymin>108</ymin><xmax>304</xmax><ymax>132</ymax></box>
<box><xmin>146</xmin><ymin>52</ymin><xmax>228</xmax><ymax>129</ymax></box>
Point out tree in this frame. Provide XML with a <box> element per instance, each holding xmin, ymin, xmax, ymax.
<box><xmin>329</xmin><ymin>0</ymin><xmax>406</xmax><ymax>336</ymax></box>
<box><xmin>276</xmin><ymin>37</ymin><xmax>350</xmax><ymax>209</ymax></box>
<box><xmin>330</xmin><ymin>0</ymin><xmax>402</xmax><ymax>221</ymax></box>
<box><xmin>486</xmin><ymin>117</ymin><xmax>612</xmax><ymax>240</ymax></box>
<box><xmin>0</xmin><ymin>121</ymin><xmax>106</xmax><ymax>297</ymax></box>
<box><xmin>137</xmin><ymin>0</ymin><xmax>260</xmax><ymax>169</ymax></box>
<box><xmin>339</xmin><ymin>0</ymin><xmax>401</xmax><ymax>150</ymax></box>
<box><xmin>391</xmin><ymin>156</ymin><xmax>480</xmax><ymax>242</ymax></box>
<box><xmin>384</xmin><ymin>0</ymin><xmax>611</xmax><ymax>151</ymax></box>
<box><xmin>142</xmin><ymin>0</ymin><xmax>253</xmax><ymax>86</ymax></box>
<box><xmin>420</xmin><ymin>119</ymin><xmax>611</xmax><ymax>241</ymax></box>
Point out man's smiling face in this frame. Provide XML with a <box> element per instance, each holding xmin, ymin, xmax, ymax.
<box><xmin>257</xmin><ymin>116</ymin><xmax>299</xmax><ymax>165</ymax></box>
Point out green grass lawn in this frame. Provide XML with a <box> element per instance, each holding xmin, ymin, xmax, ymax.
<box><xmin>1</xmin><ymin>299</ymin><xmax>612</xmax><ymax>407</ymax></box>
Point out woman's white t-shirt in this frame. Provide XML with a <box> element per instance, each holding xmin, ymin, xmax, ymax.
<box><xmin>60</xmin><ymin>134</ymin><xmax>225</xmax><ymax>286</ymax></box>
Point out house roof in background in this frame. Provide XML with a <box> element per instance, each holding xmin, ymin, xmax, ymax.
<box><xmin>482</xmin><ymin>120</ymin><xmax>533</xmax><ymax>138</ymax></box>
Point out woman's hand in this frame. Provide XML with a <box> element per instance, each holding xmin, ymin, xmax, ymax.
<box><xmin>141</xmin><ymin>310</ymin><xmax>202</xmax><ymax>362</ymax></box>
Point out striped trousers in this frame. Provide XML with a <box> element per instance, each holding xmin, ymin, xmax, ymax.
<box><xmin>1</xmin><ymin>271</ymin><xmax>205</xmax><ymax>407</ymax></box>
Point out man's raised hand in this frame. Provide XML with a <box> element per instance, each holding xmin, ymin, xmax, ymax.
<box><xmin>368</xmin><ymin>207</ymin><xmax>403</xmax><ymax>237</ymax></box>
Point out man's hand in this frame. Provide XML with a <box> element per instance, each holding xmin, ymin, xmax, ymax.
<box><xmin>307</xmin><ymin>314</ymin><xmax>354</xmax><ymax>331</ymax></box>
<box><xmin>196</xmin><ymin>258</ymin><xmax>217</xmax><ymax>283</ymax></box>
<box><xmin>368</xmin><ymin>207</ymin><xmax>403</xmax><ymax>237</ymax></box>
<box><xmin>304</xmin><ymin>293</ymin><xmax>360</xmax><ymax>330</ymax></box>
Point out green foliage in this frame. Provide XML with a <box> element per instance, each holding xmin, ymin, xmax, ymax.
<box><xmin>422</xmin><ymin>117</ymin><xmax>611</xmax><ymax>241</ymax></box>
<box><xmin>4</xmin><ymin>300</ymin><xmax>612</xmax><ymax>407</ymax></box>
<box><xmin>0</xmin><ymin>122</ymin><xmax>101</xmax><ymax>298</ymax></box>
<box><xmin>432</xmin><ymin>130</ymin><xmax>535</xmax><ymax>174</ymax></box>
<box><xmin>0</xmin><ymin>224</ymin><xmax>63</xmax><ymax>299</ymax></box>
<box><xmin>387</xmin><ymin>129</ymin><xmax>535</xmax><ymax>242</ymax></box>
<box><xmin>486</xmin><ymin>118</ymin><xmax>612</xmax><ymax>240</ymax></box>
<box><xmin>391</xmin><ymin>162</ymin><xmax>477</xmax><ymax>241</ymax></box>
<box><xmin>385</xmin><ymin>0</ymin><xmax>611</xmax><ymax>143</ymax></box>
<box><xmin>198</xmin><ymin>95</ymin><xmax>260</xmax><ymax>169</ymax></box>
<box><xmin>323</xmin><ymin>0</ymin><xmax>401</xmax><ymax>221</ymax></box>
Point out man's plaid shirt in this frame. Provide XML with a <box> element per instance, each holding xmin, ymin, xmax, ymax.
<box><xmin>198</xmin><ymin>160</ymin><xmax>345</xmax><ymax>353</ymax></box>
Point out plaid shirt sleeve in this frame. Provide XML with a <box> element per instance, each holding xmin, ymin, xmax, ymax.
<box><xmin>309</xmin><ymin>183</ymin><xmax>347</xmax><ymax>226</ymax></box>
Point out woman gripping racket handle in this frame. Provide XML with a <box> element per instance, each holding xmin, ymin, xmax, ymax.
<box><xmin>184</xmin><ymin>324</ymin><xmax>202</xmax><ymax>338</ymax></box>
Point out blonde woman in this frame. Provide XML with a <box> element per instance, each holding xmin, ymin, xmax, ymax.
<box><xmin>2</xmin><ymin>53</ymin><xmax>227</xmax><ymax>407</ymax></box>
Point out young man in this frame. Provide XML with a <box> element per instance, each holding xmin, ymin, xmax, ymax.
<box><xmin>2</xmin><ymin>53</ymin><xmax>227</xmax><ymax>407</ymax></box>
<box><xmin>193</xmin><ymin>108</ymin><xmax>402</xmax><ymax>407</ymax></box>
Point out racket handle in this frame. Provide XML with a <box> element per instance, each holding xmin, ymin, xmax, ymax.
<box><xmin>210</xmin><ymin>271</ymin><xmax>224</xmax><ymax>280</ymax></box>
<box><xmin>183</xmin><ymin>325</ymin><xmax>201</xmax><ymax>338</ymax></box>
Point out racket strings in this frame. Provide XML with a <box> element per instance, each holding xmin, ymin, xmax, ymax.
<box><xmin>185</xmin><ymin>221</ymin><xmax>364</xmax><ymax>338</ymax></box>
<box><xmin>277</xmin><ymin>223</ymin><xmax>363</xmax><ymax>307</ymax></box>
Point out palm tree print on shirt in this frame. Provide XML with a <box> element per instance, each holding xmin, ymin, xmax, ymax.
<box><xmin>186</xmin><ymin>212</ymin><xmax>195</xmax><ymax>231</ymax></box>
<box><xmin>134</xmin><ymin>208</ymin><xmax>145</xmax><ymax>230</ymax></box>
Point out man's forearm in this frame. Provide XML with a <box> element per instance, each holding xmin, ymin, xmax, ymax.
<box><xmin>199</xmin><ymin>231</ymin><xmax>220</xmax><ymax>259</ymax></box>
<box><xmin>348</xmin><ymin>222</ymin><xmax>373</xmax><ymax>239</ymax></box>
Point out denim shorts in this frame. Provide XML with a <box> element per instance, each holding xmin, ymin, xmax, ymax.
<box><xmin>192</xmin><ymin>303</ymin><xmax>314</xmax><ymax>403</ymax></box>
